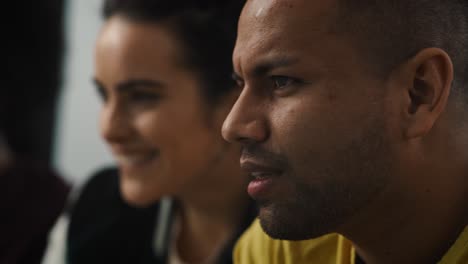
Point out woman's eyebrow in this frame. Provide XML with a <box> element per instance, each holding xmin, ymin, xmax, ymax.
<box><xmin>92</xmin><ymin>77</ymin><xmax>165</xmax><ymax>93</ymax></box>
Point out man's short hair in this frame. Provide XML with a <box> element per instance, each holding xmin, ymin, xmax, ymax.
<box><xmin>336</xmin><ymin>0</ymin><xmax>468</xmax><ymax>105</ymax></box>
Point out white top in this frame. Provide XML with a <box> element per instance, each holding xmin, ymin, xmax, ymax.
<box><xmin>152</xmin><ymin>197</ymin><xmax>228</xmax><ymax>264</ymax></box>
<box><xmin>167</xmin><ymin>214</ymin><xmax>222</xmax><ymax>264</ymax></box>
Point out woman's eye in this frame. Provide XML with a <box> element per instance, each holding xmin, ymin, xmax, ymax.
<box><xmin>96</xmin><ymin>86</ymin><xmax>108</xmax><ymax>103</ymax></box>
<box><xmin>129</xmin><ymin>92</ymin><xmax>161</xmax><ymax>103</ymax></box>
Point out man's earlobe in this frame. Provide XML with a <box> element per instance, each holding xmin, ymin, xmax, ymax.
<box><xmin>404</xmin><ymin>48</ymin><xmax>453</xmax><ymax>139</ymax></box>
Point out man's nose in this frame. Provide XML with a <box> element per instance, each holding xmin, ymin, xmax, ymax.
<box><xmin>222</xmin><ymin>88</ymin><xmax>269</xmax><ymax>145</ymax></box>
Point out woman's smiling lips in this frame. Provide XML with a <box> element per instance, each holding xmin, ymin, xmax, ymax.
<box><xmin>240</xmin><ymin>159</ymin><xmax>282</xmax><ymax>199</ymax></box>
<box><xmin>112</xmin><ymin>148</ymin><xmax>160</xmax><ymax>171</ymax></box>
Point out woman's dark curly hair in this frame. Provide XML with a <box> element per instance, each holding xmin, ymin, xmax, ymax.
<box><xmin>102</xmin><ymin>0</ymin><xmax>245</xmax><ymax>105</ymax></box>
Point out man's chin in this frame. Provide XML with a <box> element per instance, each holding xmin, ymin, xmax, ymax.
<box><xmin>257</xmin><ymin>205</ymin><xmax>331</xmax><ymax>241</ymax></box>
<box><xmin>257</xmin><ymin>205</ymin><xmax>300</xmax><ymax>240</ymax></box>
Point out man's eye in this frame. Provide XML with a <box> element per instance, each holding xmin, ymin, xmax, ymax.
<box><xmin>232</xmin><ymin>73</ymin><xmax>245</xmax><ymax>89</ymax></box>
<box><xmin>271</xmin><ymin>76</ymin><xmax>297</xmax><ymax>89</ymax></box>
<box><xmin>235</xmin><ymin>79</ymin><xmax>245</xmax><ymax>89</ymax></box>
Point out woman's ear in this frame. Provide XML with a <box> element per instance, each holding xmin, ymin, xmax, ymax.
<box><xmin>400</xmin><ymin>48</ymin><xmax>454</xmax><ymax>139</ymax></box>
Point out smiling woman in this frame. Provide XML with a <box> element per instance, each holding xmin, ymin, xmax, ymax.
<box><xmin>66</xmin><ymin>1</ymin><xmax>255</xmax><ymax>264</ymax></box>
<box><xmin>94</xmin><ymin>15</ymin><xmax>230</xmax><ymax>205</ymax></box>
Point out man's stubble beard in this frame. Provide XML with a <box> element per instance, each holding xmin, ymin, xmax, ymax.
<box><xmin>259</xmin><ymin>117</ymin><xmax>393</xmax><ymax>241</ymax></box>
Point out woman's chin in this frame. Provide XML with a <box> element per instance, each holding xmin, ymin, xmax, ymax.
<box><xmin>119</xmin><ymin>177</ymin><xmax>163</xmax><ymax>208</ymax></box>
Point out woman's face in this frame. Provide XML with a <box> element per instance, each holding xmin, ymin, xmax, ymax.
<box><xmin>94</xmin><ymin>16</ymin><xmax>232</xmax><ymax>206</ymax></box>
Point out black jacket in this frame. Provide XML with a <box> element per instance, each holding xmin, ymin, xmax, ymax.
<box><xmin>66</xmin><ymin>168</ymin><xmax>256</xmax><ymax>264</ymax></box>
<box><xmin>0</xmin><ymin>159</ymin><xmax>69</xmax><ymax>264</ymax></box>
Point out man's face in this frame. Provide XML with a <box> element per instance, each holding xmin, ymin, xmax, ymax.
<box><xmin>223</xmin><ymin>0</ymin><xmax>398</xmax><ymax>240</ymax></box>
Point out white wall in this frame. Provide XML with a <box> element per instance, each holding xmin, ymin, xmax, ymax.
<box><xmin>54</xmin><ymin>0</ymin><xmax>114</xmax><ymax>185</ymax></box>
<box><xmin>44</xmin><ymin>2</ymin><xmax>113</xmax><ymax>262</ymax></box>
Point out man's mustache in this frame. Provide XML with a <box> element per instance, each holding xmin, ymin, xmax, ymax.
<box><xmin>241</xmin><ymin>144</ymin><xmax>288</xmax><ymax>169</ymax></box>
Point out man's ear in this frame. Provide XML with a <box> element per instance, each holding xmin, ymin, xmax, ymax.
<box><xmin>401</xmin><ymin>48</ymin><xmax>454</xmax><ymax>139</ymax></box>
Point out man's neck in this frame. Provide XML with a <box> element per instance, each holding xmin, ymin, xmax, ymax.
<box><xmin>339</xmin><ymin>171</ymin><xmax>468</xmax><ymax>264</ymax></box>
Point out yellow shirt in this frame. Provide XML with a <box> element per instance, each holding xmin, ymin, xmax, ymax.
<box><xmin>234</xmin><ymin>219</ymin><xmax>468</xmax><ymax>264</ymax></box>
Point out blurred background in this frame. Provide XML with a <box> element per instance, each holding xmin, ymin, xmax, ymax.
<box><xmin>3</xmin><ymin>1</ymin><xmax>113</xmax><ymax>263</ymax></box>
<box><xmin>51</xmin><ymin>1</ymin><xmax>113</xmax><ymax>263</ymax></box>
<box><xmin>55</xmin><ymin>1</ymin><xmax>113</xmax><ymax>184</ymax></box>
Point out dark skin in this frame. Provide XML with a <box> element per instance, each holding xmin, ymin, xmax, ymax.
<box><xmin>222</xmin><ymin>0</ymin><xmax>468</xmax><ymax>263</ymax></box>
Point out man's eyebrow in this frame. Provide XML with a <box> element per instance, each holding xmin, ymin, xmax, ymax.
<box><xmin>92</xmin><ymin>78</ymin><xmax>165</xmax><ymax>92</ymax></box>
<box><xmin>252</xmin><ymin>56</ymin><xmax>299</xmax><ymax>77</ymax></box>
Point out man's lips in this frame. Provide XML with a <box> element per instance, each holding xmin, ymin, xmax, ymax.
<box><xmin>240</xmin><ymin>159</ymin><xmax>282</xmax><ymax>178</ymax></box>
<box><xmin>240</xmin><ymin>159</ymin><xmax>282</xmax><ymax>198</ymax></box>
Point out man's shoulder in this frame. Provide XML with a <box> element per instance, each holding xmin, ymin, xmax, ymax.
<box><xmin>234</xmin><ymin>219</ymin><xmax>354</xmax><ymax>264</ymax></box>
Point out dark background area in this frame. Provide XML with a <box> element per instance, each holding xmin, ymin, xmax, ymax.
<box><xmin>3</xmin><ymin>0</ymin><xmax>65</xmax><ymax>164</ymax></box>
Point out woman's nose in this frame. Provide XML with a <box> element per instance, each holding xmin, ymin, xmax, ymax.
<box><xmin>100</xmin><ymin>102</ymin><xmax>133</xmax><ymax>144</ymax></box>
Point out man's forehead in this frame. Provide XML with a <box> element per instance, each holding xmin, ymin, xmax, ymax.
<box><xmin>241</xmin><ymin>0</ymin><xmax>337</xmax><ymax>22</ymax></box>
<box><xmin>234</xmin><ymin>0</ymin><xmax>339</xmax><ymax>70</ymax></box>
<box><xmin>241</xmin><ymin>0</ymin><xmax>289</xmax><ymax>19</ymax></box>
<box><xmin>238</xmin><ymin>0</ymin><xmax>338</xmax><ymax>46</ymax></box>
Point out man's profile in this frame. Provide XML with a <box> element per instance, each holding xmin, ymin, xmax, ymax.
<box><xmin>222</xmin><ymin>0</ymin><xmax>468</xmax><ymax>263</ymax></box>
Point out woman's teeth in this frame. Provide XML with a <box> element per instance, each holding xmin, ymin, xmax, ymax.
<box><xmin>115</xmin><ymin>153</ymin><xmax>156</xmax><ymax>166</ymax></box>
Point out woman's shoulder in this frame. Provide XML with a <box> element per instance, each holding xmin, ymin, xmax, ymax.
<box><xmin>67</xmin><ymin>167</ymin><xmax>163</xmax><ymax>263</ymax></box>
<box><xmin>76</xmin><ymin>167</ymin><xmax>120</xmax><ymax>202</ymax></box>
<box><xmin>69</xmin><ymin>166</ymin><xmax>161</xmax><ymax>225</ymax></box>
